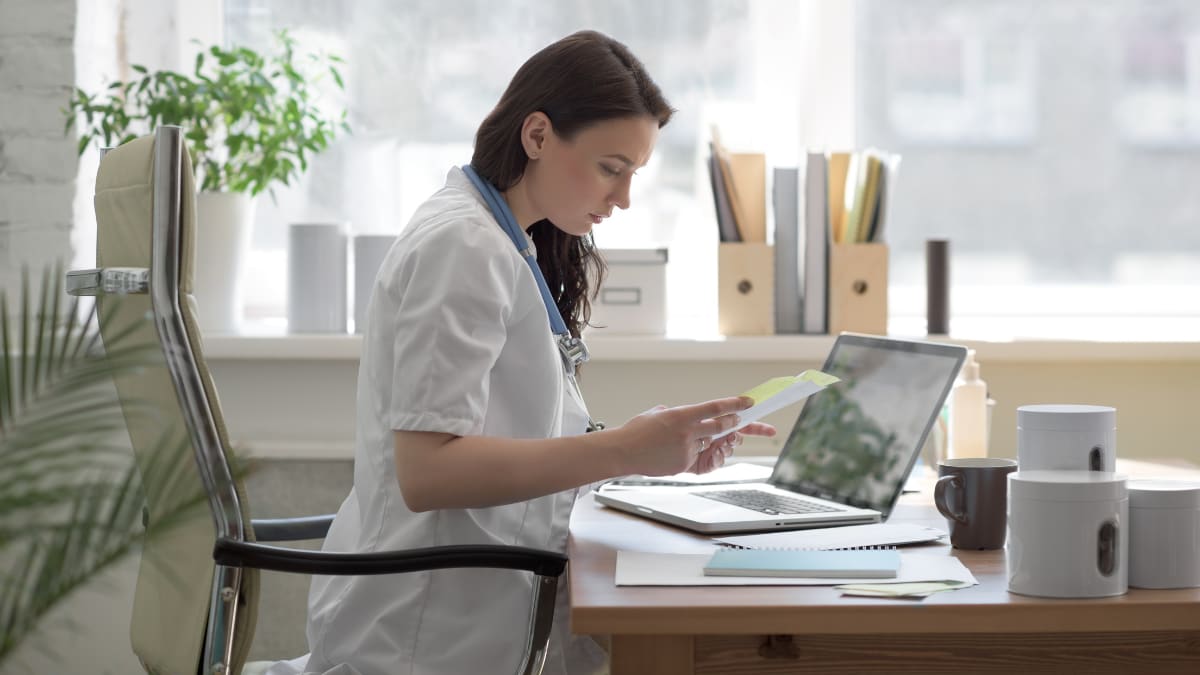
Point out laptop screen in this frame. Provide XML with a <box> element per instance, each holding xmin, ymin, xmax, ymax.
<box><xmin>769</xmin><ymin>334</ymin><xmax>966</xmax><ymax>517</ymax></box>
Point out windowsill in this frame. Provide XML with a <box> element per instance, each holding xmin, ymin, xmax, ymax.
<box><xmin>201</xmin><ymin>333</ymin><xmax>1200</xmax><ymax>363</ymax></box>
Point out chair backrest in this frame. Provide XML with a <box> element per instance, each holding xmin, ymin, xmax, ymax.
<box><xmin>92</xmin><ymin>126</ymin><xmax>260</xmax><ymax>674</ymax></box>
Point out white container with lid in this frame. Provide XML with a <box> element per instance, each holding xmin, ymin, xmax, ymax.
<box><xmin>1007</xmin><ymin>470</ymin><xmax>1128</xmax><ymax>598</ymax></box>
<box><xmin>1128</xmin><ymin>479</ymin><xmax>1200</xmax><ymax>589</ymax></box>
<box><xmin>588</xmin><ymin>248</ymin><xmax>668</xmax><ymax>335</ymax></box>
<box><xmin>1017</xmin><ymin>404</ymin><xmax>1116</xmax><ymax>472</ymax></box>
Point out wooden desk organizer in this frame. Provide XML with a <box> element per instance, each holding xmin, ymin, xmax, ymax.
<box><xmin>718</xmin><ymin>242</ymin><xmax>774</xmax><ymax>336</ymax></box>
<box><xmin>828</xmin><ymin>242</ymin><xmax>888</xmax><ymax>335</ymax></box>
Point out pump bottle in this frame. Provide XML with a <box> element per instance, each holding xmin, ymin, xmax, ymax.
<box><xmin>948</xmin><ymin>349</ymin><xmax>988</xmax><ymax>459</ymax></box>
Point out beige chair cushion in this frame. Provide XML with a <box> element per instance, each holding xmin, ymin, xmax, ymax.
<box><xmin>94</xmin><ymin>132</ymin><xmax>259</xmax><ymax>674</ymax></box>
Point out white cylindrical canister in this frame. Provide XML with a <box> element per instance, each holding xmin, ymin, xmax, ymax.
<box><xmin>1007</xmin><ymin>470</ymin><xmax>1128</xmax><ymax>598</ymax></box>
<box><xmin>353</xmin><ymin>234</ymin><xmax>396</xmax><ymax>334</ymax></box>
<box><xmin>288</xmin><ymin>223</ymin><xmax>348</xmax><ymax>333</ymax></box>
<box><xmin>1017</xmin><ymin>404</ymin><xmax>1116</xmax><ymax>472</ymax></box>
<box><xmin>1128</xmin><ymin>479</ymin><xmax>1200</xmax><ymax>589</ymax></box>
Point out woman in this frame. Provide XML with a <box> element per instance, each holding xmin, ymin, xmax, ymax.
<box><xmin>274</xmin><ymin>30</ymin><xmax>775</xmax><ymax>675</ymax></box>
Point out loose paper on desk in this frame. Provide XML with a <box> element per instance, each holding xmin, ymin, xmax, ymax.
<box><xmin>715</xmin><ymin>523</ymin><xmax>945</xmax><ymax>551</ymax></box>
<box><xmin>837</xmin><ymin>580</ymin><xmax>971</xmax><ymax>599</ymax></box>
<box><xmin>614</xmin><ymin>551</ymin><xmax>977</xmax><ymax>587</ymax></box>
<box><xmin>713</xmin><ymin>370</ymin><xmax>840</xmax><ymax>441</ymax></box>
<box><xmin>600</xmin><ymin>462</ymin><xmax>773</xmax><ymax>489</ymax></box>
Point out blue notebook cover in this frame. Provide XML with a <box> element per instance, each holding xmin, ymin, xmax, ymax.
<box><xmin>703</xmin><ymin>549</ymin><xmax>901</xmax><ymax>578</ymax></box>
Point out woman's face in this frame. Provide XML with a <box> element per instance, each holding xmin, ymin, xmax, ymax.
<box><xmin>523</xmin><ymin>115</ymin><xmax>660</xmax><ymax>237</ymax></box>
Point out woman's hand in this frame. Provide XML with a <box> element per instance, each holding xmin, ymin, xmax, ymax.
<box><xmin>614</xmin><ymin>396</ymin><xmax>773</xmax><ymax>477</ymax></box>
<box><xmin>687</xmin><ymin>421</ymin><xmax>776</xmax><ymax>475</ymax></box>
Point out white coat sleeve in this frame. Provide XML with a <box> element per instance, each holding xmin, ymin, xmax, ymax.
<box><xmin>384</xmin><ymin>220</ymin><xmax>523</xmax><ymax>436</ymax></box>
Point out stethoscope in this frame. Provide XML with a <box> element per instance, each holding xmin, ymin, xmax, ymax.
<box><xmin>461</xmin><ymin>164</ymin><xmax>606</xmax><ymax>433</ymax></box>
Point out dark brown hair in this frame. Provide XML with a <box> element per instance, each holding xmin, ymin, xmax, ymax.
<box><xmin>472</xmin><ymin>30</ymin><xmax>674</xmax><ymax>338</ymax></box>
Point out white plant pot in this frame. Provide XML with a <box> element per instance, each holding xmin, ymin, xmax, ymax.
<box><xmin>193</xmin><ymin>191</ymin><xmax>256</xmax><ymax>334</ymax></box>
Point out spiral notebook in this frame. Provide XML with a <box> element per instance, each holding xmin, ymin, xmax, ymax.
<box><xmin>703</xmin><ymin>549</ymin><xmax>901</xmax><ymax>578</ymax></box>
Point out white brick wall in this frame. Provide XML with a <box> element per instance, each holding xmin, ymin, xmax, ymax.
<box><xmin>0</xmin><ymin>35</ymin><xmax>75</xmax><ymax>88</ymax></box>
<box><xmin>0</xmin><ymin>0</ymin><xmax>76</xmax><ymax>298</ymax></box>
<box><xmin>0</xmin><ymin>0</ymin><xmax>75</xmax><ymax>37</ymax></box>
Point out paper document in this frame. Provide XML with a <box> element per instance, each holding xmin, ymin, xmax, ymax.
<box><xmin>714</xmin><ymin>523</ymin><xmax>945</xmax><ymax>551</ymax></box>
<box><xmin>614</xmin><ymin>551</ymin><xmax>977</xmax><ymax>587</ymax></box>
<box><xmin>599</xmin><ymin>462</ymin><xmax>773</xmax><ymax>489</ymax></box>
<box><xmin>837</xmin><ymin>580</ymin><xmax>971</xmax><ymax>599</ymax></box>
<box><xmin>713</xmin><ymin>370</ymin><xmax>840</xmax><ymax>441</ymax></box>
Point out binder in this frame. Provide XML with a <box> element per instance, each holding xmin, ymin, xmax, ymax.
<box><xmin>858</xmin><ymin>153</ymin><xmax>884</xmax><ymax>242</ymax></box>
<box><xmin>802</xmin><ymin>152</ymin><xmax>828</xmax><ymax>334</ymax></box>
<box><xmin>828</xmin><ymin>242</ymin><xmax>889</xmax><ymax>335</ymax></box>
<box><xmin>718</xmin><ymin>242</ymin><xmax>774</xmax><ymax>336</ymax></box>
<box><xmin>868</xmin><ymin>153</ymin><xmax>901</xmax><ymax>242</ymax></box>
<box><xmin>729</xmin><ymin>153</ymin><xmax>766</xmax><ymax>243</ymax></box>
<box><xmin>707</xmin><ymin>146</ymin><xmax>740</xmax><ymax>242</ymax></box>
<box><xmin>710</xmin><ymin>127</ymin><xmax>749</xmax><ymax>241</ymax></box>
<box><xmin>772</xmin><ymin>166</ymin><xmax>802</xmax><ymax>333</ymax></box>
<box><xmin>826</xmin><ymin>151</ymin><xmax>852</xmax><ymax>245</ymax></box>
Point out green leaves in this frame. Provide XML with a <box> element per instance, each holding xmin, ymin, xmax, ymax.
<box><xmin>63</xmin><ymin>30</ymin><xmax>350</xmax><ymax>198</ymax></box>
<box><xmin>0</xmin><ymin>265</ymin><xmax>226</xmax><ymax>666</ymax></box>
<box><xmin>0</xmin><ymin>266</ymin><xmax>144</xmax><ymax>662</ymax></box>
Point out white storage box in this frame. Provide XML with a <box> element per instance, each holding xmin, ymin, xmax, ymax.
<box><xmin>1128</xmin><ymin>479</ymin><xmax>1200</xmax><ymax>589</ymax></box>
<box><xmin>1007</xmin><ymin>470</ymin><xmax>1128</xmax><ymax>598</ymax></box>
<box><xmin>1017</xmin><ymin>404</ymin><xmax>1116</xmax><ymax>472</ymax></box>
<box><xmin>589</xmin><ymin>248</ymin><xmax>668</xmax><ymax>335</ymax></box>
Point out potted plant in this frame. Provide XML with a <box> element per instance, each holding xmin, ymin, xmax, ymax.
<box><xmin>64</xmin><ymin>30</ymin><xmax>350</xmax><ymax>333</ymax></box>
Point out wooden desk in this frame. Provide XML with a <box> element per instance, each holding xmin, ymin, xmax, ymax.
<box><xmin>568</xmin><ymin>460</ymin><xmax>1200</xmax><ymax>674</ymax></box>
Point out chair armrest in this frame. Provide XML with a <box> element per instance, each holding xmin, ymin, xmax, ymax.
<box><xmin>65</xmin><ymin>267</ymin><xmax>149</xmax><ymax>296</ymax></box>
<box><xmin>213</xmin><ymin>540</ymin><xmax>568</xmax><ymax>578</ymax></box>
<box><xmin>251</xmin><ymin>515</ymin><xmax>335</xmax><ymax>541</ymax></box>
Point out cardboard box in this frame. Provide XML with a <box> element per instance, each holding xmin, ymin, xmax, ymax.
<box><xmin>589</xmin><ymin>248</ymin><xmax>668</xmax><ymax>335</ymax></box>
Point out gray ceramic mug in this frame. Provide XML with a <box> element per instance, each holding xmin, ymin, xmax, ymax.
<box><xmin>935</xmin><ymin>458</ymin><xmax>1018</xmax><ymax>550</ymax></box>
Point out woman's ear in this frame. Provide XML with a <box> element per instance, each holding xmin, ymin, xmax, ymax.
<box><xmin>520</xmin><ymin>112</ymin><xmax>553</xmax><ymax>160</ymax></box>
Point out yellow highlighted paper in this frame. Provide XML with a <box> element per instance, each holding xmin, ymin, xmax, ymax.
<box><xmin>741</xmin><ymin>370</ymin><xmax>840</xmax><ymax>404</ymax></box>
<box><xmin>741</xmin><ymin>377</ymin><xmax>796</xmax><ymax>405</ymax></box>
<box><xmin>715</xmin><ymin>370</ymin><xmax>840</xmax><ymax>441</ymax></box>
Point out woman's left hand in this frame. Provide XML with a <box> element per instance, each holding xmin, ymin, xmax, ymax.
<box><xmin>687</xmin><ymin>421</ymin><xmax>776</xmax><ymax>474</ymax></box>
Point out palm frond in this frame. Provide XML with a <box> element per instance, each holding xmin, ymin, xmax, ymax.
<box><xmin>0</xmin><ymin>264</ymin><xmax>222</xmax><ymax>666</ymax></box>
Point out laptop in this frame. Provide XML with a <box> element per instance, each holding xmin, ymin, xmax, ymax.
<box><xmin>595</xmin><ymin>334</ymin><xmax>967</xmax><ymax>534</ymax></box>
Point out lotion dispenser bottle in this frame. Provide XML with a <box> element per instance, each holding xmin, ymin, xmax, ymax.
<box><xmin>948</xmin><ymin>349</ymin><xmax>988</xmax><ymax>459</ymax></box>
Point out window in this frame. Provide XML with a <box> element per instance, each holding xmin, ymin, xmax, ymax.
<box><xmin>223</xmin><ymin>0</ymin><xmax>809</xmax><ymax>335</ymax></box>
<box><xmin>883</xmin><ymin>34</ymin><xmax>1036</xmax><ymax>145</ymax></box>
<box><xmin>858</xmin><ymin>0</ymin><xmax>1200</xmax><ymax>339</ymax></box>
<box><xmin>1116</xmin><ymin>13</ymin><xmax>1200</xmax><ymax>146</ymax></box>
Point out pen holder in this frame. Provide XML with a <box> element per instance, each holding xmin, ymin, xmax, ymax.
<box><xmin>718</xmin><ymin>242</ymin><xmax>774</xmax><ymax>336</ymax></box>
<box><xmin>828</xmin><ymin>242</ymin><xmax>888</xmax><ymax>335</ymax></box>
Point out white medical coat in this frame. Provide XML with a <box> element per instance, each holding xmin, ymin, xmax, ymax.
<box><xmin>267</xmin><ymin>167</ymin><xmax>607</xmax><ymax>675</ymax></box>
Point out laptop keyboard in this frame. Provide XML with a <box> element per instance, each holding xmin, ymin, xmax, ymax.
<box><xmin>697</xmin><ymin>489</ymin><xmax>843</xmax><ymax>516</ymax></box>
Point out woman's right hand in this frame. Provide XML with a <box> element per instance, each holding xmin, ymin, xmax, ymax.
<box><xmin>614</xmin><ymin>396</ymin><xmax>755</xmax><ymax>477</ymax></box>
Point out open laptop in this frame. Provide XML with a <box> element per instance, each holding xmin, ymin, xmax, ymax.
<box><xmin>595</xmin><ymin>334</ymin><xmax>967</xmax><ymax>534</ymax></box>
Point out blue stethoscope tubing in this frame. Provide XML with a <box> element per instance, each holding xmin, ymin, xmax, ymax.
<box><xmin>460</xmin><ymin>164</ymin><xmax>604</xmax><ymax>431</ymax></box>
<box><xmin>462</xmin><ymin>164</ymin><xmax>571</xmax><ymax>337</ymax></box>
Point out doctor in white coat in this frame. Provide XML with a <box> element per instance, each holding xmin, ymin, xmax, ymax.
<box><xmin>268</xmin><ymin>30</ymin><xmax>775</xmax><ymax>675</ymax></box>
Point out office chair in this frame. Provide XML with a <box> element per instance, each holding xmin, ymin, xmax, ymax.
<box><xmin>66</xmin><ymin>126</ymin><xmax>567</xmax><ymax>675</ymax></box>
